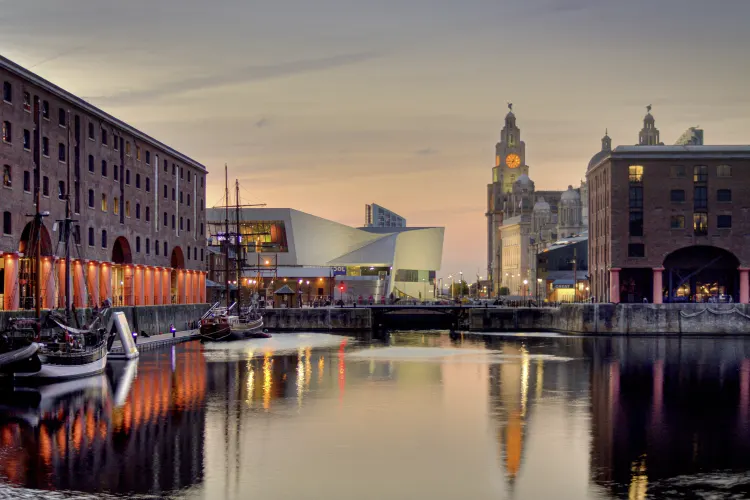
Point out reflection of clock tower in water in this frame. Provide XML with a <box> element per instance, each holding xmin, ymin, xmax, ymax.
<box><xmin>486</xmin><ymin>104</ymin><xmax>529</xmax><ymax>290</ymax></box>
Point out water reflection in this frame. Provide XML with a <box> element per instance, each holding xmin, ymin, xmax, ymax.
<box><xmin>3</xmin><ymin>333</ymin><xmax>750</xmax><ymax>498</ymax></box>
<box><xmin>0</xmin><ymin>342</ymin><xmax>207</xmax><ymax>496</ymax></box>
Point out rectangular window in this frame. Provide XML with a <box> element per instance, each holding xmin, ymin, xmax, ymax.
<box><xmin>3</xmin><ymin>211</ymin><xmax>10</xmax><ymax>235</ymax></box>
<box><xmin>125</xmin><ymin>200</ymin><xmax>130</xmax><ymax>217</ymax></box>
<box><xmin>88</xmin><ymin>189</ymin><xmax>94</xmax><ymax>208</ymax></box>
<box><xmin>114</xmin><ymin>165</ymin><xmax>119</xmax><ymax>181</ymax></box>
<box><xmin>136</xmin><ymin>146</ymin><xmax>141</xmax><ymax>161</ymax></box>
<box><xmin>628</xmin><ymin>243</ymin><xmax>645</xmax><ymax>258</ymax></box>
<box><xmin>88</xmin><ymin>123</ymin><xmax>95</xmax><ymax>140</ymax></box>
<box><xmin>172</xmin><ymin>164</ymin><xmax>176</xmax><ymax>176</ymax></box>
<box><xmin>718</xmin><ymin>215</ymin><xmax>732</xmax><ymax>229</ymax></box>
<box><xmin>125</xmin><ymin>141</ymin><xmax>130</xmax><ymax>156</ymax></box>
<box><xmin>670</xmin><ymin>215</ymin><xmax>685</xmax><ymax>229</ymax></box>
<box><xmin>694</xmin><ymin>212</ymin><xmax>708</xmax><ymax>235</ymax></box>
<box><xmin>163</xmin><ymin>184</ymin><xmax>167</xmax><ymax>199</ymax></box>
<box><xmin>164</xmin><ymin>212</ymin><xmax>168</xmax><ymax>226</ymax></box>
<box><xmin>88</xmin><ymin>227</ymin><xmax>94</xmax><ymax>246</ymax></box>
<box><xmin>628</xmin><ymin>165</ymin><xmax>643</xmax><ymax>184</ymax></box>
<box><xmin>101</xmin><ymin>128</ymin><xmax>108</xmax><ymax>146</ymax></box>
<box><xmin>717</xmin><ymin>189</ymin><xmax>731</xmax><ymax>202</ymax></box>
<box><xmin>145</xmin><ymin>206</ymin><xmax>150</xmax><ymax>222</ymax></box>
<box><xmin>694</xmin><ymin>186</ymin><xmax>708</xmax><ymax>209</ymax></box>
<box><xmin>113</xmin><ymin>197</ymin><xmax>119</xmax><ymax>215</ymax></box>
<box><xmin>2</xmin><ymin>81</ymin><xmax>11</xmax><ymax>102</ymax></box>
<box><xmin>693</xmin><ymin>165</ymin><xmax>708</xmax><ymax>183</ymax></box>
<box><xmin>23</xmin><ymin>129</ymin><xmax>30</xmax><ymax>150</ymax></box>
<box><xmin>42</xmin><ymin>176</ymin><xmax>49</xmax><ymax>197</ymax></box>
<box><xmin>113</xmin><ymin>136</ymin><xmax>119</xmax><ymax>151</ymax></box>
<box><xmin>58</xmin><ymin>181</ymin><xmax>66</xmax><ymax>200</ymax></box>
<box><xmin>146</xmin><ymin>177</ymin><xmax>150</xmax><ymax>192</ymax></box>
<box><xmin>58</xmin><ymin>143</ymin><xmax>66</xmax><ymax>162</ymax></box>
<box><xmin>179</xmin><ymin>191</ymin><xmax>183</xmax><ymax>204</ymax></box>
<box><xmin>629</xmin><ymin>186</ymin><xmax>643</xmax><ymax>208</ymax></box>
<box><xmin>2</xmin><ymin>165</ymin><xmax>11</xmax><ymax>188</ymax></box>
<box><xmin>180</xmin><ymin>167</ymin><xmax>184</xmax><ymax>179</ymax></box>
<box><xmin>125</xmin><ymin>169</ymin><xmax>130</xmax><ymax>185</ymax></box>
<box><xmin>1</xmin><ymin>121</ymin><xmax>11</xmax><ymax>143</ymax></box>
<box><xmin>101</xmin><ymin>193</ymin><xmax>107</xmax><ymax>212</ymax></box>
<box><xmin>629</xmin><ymin>211</ymin><xmax>644</xmax><ymax>236</ymax></box>
<box><xmin>670</xmin><ymin>189</ymin><xmax>685</xmax><ymax>203</ymax></box>
<box><xmin>136</xmin><ymin>174</ymin><xmax>140</xmax><ymax>189</ymax></box>
<box><xmin>42</xmin><ymin>137</ymin><xmax>49</xmax><ymax>156</ymax></box>
<box><xmin>136</xmin><ymin>203</ymin><xmax>140</xmax><ymax>219</ymax></box>
<box><xmin>88</xmin><ymin>155</ymin><xmax>94</xmax><ymax>173</ymax></box>
<box><xmin>164</xmin><ymin>159</ymin><xmax>168</xmax><ymax>172</ymax></box>
<box><xmin>146</xmin><ymin>151</ymin><xmax>150</xmax><ymax>164</ymax></box>
<box><xmin>42</xmin><ymin>100</ymin><xmax>49</xmax><ymax>119</ymax></box>
<box><xmin>22</xmin><ymin>91</ymin><xmax>30</xmax><ymax>111</ymax></box>
<box><xmin>102</xmin><ymin>160</ymin><xmax>107</xmax><ymax>177</ymax></box>
<box><xmin>101</xmin><ymin>230</ymin><xmax>107</xmax><ymax>248</ymax></box>
<box><xmin>58</xmin><ymin>108</ymin><xmax>66</xmax><ymax>127</ymax></box>
<box><xmin>717</xmin><ymin>164</ymin><xmax>732</xmax><ymax>177</ymax></box>
<box><xmin>23</xmin><ymin>171</ymin><xmax>30</xmax><ymax>192</ymax></box>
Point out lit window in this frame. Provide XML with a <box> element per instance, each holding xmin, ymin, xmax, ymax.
<box><xmin>717</xmin><ymin>164</ymin><xmax>732</xmax><ymax>177</ymax></box>
<box><xmin>628</xmin><ymin>165</ymin><xmax>643</xmax><ymax>183</ymax></box>
<box><xmin>126</xmin><ymin>141</ymin><xmax>131</xmax><ymax>156</ymax></box>
<box><xmin>3</xmin><ymin>165</ymin><xmax>11</xmax><ymax>188</ymax></box>
<box><xmin>693</xmin><ymin>165</ymin><xmax>707</xmax><ymax>183</ymax></box>
<box><xmin>670</xmin><ymin>215</ymin><xmax>685</xmax><ymax>229</ymax></box>
<box><xmin>113</xmin><ymin>197</ymin><xmax>119</xmax><ymax>215</ymax></box>
<box><xmin>101</xmin><ymin>193</ymin><xmax>107</xmax><ymax>212</ymax></box>
<box><xmin>693</xmin><ymin>212</ymin><xmax>708</xmax><ymax>235</ymax></box>
<box><xmin>1</xmin><ymin>121</ymin><xmax>11</xmax><ymax>142</ymax></box>
<box><xmin>136</xmin><ymin>145</ymin><xmax>141</xmax><ymax>161</ymax></box>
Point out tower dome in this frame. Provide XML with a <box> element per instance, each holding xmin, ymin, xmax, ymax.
<box><xmin>515</xmin><ymin>173</ymin><xmax>532</xmax><ymax>187</ymax></box>
<box><xmin>533</xmin><ymin>197</ymin><xmax>550</xmax><ymax>211</ymax></box>
<box><xmin>560</xmin><ymin>185</ymin><xmax>580</xmax><ymax>202</ymax></box>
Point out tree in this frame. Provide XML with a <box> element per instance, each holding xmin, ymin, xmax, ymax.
<box><xmin>498</xmin><ymin>286</ymin><xmax>510</xmax><ymax>296</ymax></box>
<box><xmin>450</xmin><ymin>280</ymin><xmax>470</xmax><ymax>297</ymax></box>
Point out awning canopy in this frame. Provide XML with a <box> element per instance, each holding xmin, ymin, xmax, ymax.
<box><xmin>274</xmin><ymin>285</ymin><xmax>296</xmax><ymax>295</ymax></box>
<box><xmin>552</xmin><ymin>279</ymin><xmax>575</xmax><ymax>289</ymax></box>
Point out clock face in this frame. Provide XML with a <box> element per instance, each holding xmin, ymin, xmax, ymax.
<box><xmin>506</xmin><ymin>153</ymin><xmax>521</xmax><ymax>169</ymax></box>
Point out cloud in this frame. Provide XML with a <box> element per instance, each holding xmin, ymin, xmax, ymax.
<box><xmin>415</xmin><ymin>147</ymin><xmax>438</xmax><ymax>156</ymax></box>
<box><xmin>88</xmin><ymin>51</ymin><xmax>381</xmax><ymax>105</ymax></box>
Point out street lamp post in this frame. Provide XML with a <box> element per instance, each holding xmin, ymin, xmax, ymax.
<box><xmin>449</xmin><ymin>274</ymin><xmax>454</xmax><ymax>300</ymax></box>
<box><xmin>459</xmin><ymin>271</ymin><xmax>463</xmax><ymax>299</ymax></box>
<box><xmin>537</xmin><ymin>278</ymin><xmax>542</xmax><ymax>304</ymax></box>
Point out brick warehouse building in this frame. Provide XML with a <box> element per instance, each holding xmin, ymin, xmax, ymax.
<box><xmin>588</xmin><ymin>144</ymin><xmax>750</xmax><ymax>304</ymax></box>
<box><xmin>0</xmin><ymin>55</ymin><xmax>207</xmax><ymax>310</ymax></box>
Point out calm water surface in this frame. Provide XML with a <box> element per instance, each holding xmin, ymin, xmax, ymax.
<box><xmin>1</xmin><ymin>332</ymin><xmax>750</xmax><ymax>499</ymax></box>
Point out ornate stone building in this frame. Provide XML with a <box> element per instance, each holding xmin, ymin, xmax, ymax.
<box><xmin>487</xmin><ymin>106</ymin><xmax>586</xmax><ymax>295</ymax></box>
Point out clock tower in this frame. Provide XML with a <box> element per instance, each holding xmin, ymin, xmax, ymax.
<box><xmin>493</xmin><ymin>104</ymin><xmax>529</xmax><ymax>193</ymax></box>
<box><xmin>486</xmin><ymin>104</ymin><xmax>530</xmax><ymax>293</ymax></box>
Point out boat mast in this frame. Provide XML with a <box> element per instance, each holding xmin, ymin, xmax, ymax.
<box><xmin>224</xmin><ymin>164</ymin><xmax>230</xmax><ymax>309</ymax></box>
<box><xmin>235</xmin><ymin>179</ymin><xmax>242</xmax><ymax>313</ymax></box>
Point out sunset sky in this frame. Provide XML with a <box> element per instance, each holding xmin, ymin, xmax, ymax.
<box><xmin>2</xmin><ymin>0</ymin><xmax>749</xmax><ymax>278</ymax></box>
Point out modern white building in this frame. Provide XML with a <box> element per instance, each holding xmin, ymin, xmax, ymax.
<box><xmin>206</xmin><ymin>208</ymin><xmax>443</xmax><ymax>301</ymax></box>
<box><xmin>365</xmin><ymin>203</ymin><xmax>406</xmax><ymax>228</ymax></box>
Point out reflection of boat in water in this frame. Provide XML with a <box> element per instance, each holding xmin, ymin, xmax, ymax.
<box><xmin>0</xmin><ymin>375</ymin><xmax>110</xmax><ymax>427</ymax></box>
<box><xmin>110</xmin><ymin>359</ymin><xmax>138</xmax><ymax>407</ymax></box>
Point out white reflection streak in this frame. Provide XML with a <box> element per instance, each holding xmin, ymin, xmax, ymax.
<box><xmin>520</xmin><ymin>347</ymin><xmax>530</xmax><ymax>418</ymax></box>
<box><xmin>297</xmin><ymin>347</ymin><xmax>305</xmax><ymax>408</ymax></box>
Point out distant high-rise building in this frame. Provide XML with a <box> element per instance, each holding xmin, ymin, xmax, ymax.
<box><xmin>365</xmin><ymin>203</ymin><xmax>406</xmax><ymax>227</ymax></box>
<box><xmin>675</xmin><ymin>127</ymin><xmax>704</xmax><ymax>146</ymax></box>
